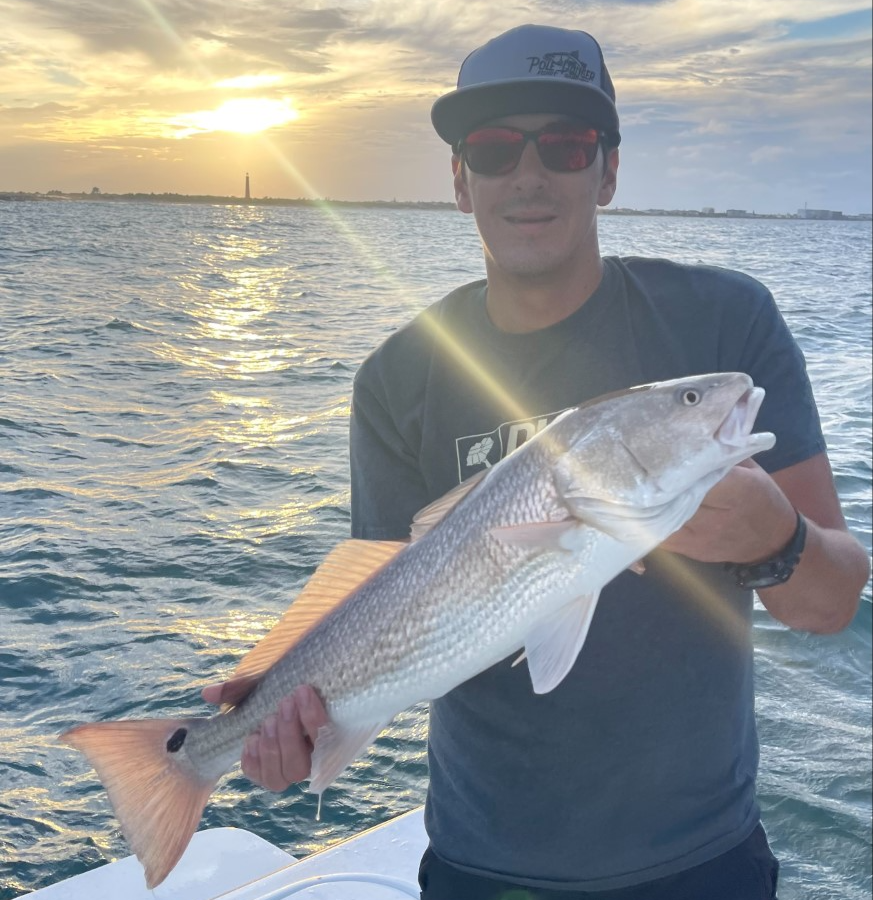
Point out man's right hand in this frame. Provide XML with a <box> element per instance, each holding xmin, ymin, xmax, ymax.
<box><xmin>201</xmin><ymin>683</ymin><xmax>329</xmax><ymax>792</ymax></box>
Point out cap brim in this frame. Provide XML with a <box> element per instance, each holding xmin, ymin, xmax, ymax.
<box><xmin>431</xmin><ymin>80</ymin><xmax>620</xmax><ymax>146</ymax></box>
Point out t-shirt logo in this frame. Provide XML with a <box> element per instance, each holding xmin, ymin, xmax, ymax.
<box><xmin>455</xmin><ymin>409</ymin><xmax>566</xmax><ymax>482</ymax></box>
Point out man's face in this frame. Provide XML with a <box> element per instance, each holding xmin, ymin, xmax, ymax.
<box><xmin>453</xmin><ymin>113</ymin><xmax>618</xmax><ymax>282</ymax></box>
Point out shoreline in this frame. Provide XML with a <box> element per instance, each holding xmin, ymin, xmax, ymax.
<box><xmin>1</xmin><ymin>190</ymin><xmax>870</xmax><ymax>220</ymax></box>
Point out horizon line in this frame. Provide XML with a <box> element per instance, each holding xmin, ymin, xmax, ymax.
<box><xmin>1</xmin><ymin>190</ymin><xmax>870</xmax><ymax>220</ymax></box>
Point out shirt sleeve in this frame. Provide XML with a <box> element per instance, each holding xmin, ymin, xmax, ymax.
<box><xmin>727</xmin><ymin>285</ymin><xmax>826</xmax><ymax>474</ymax></box>
<box><xmin>349</xmin><ymin>367</ymin><xmax>429</xmax><ymax>541</ymax></box>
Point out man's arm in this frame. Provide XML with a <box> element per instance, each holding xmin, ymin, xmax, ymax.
<box><xmin>661</xmin><ymin>453</ymin><xmax>868</xmax><ymax>633</ymax></box>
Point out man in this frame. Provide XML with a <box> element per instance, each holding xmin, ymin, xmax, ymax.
<box><xmin>207</xmin><ymin>24</ymin><xmax>868</xmax><ymax>899</ymax></box>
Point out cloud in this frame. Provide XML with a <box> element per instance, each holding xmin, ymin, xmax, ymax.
<box><xmin>14</xmin><ymin>0</ymin><xmax>351</xmax><ymax>70</ymax></box>
<box><xmin>16</xmin><ymin>0</ymin><xmax>200</xmax><ymax>64</ymax></box>
<box><xmin>274</xmin><ymin>8</ymin><xmax>351</xmax><ymax>31</ymax></box>
<box><xmin>749</xmin><ymin>145</ymin><xmax>791</xmax><ymax>164</ymax></box>
<box><xmin>0</xmin><ymin>101</ymin><xmax>75</xmax><ymax>123</ymax></box>
<box><xmin>684</xmin><ymin>119</ymin><xmax>733</xmax><ymax>136</ymax></box>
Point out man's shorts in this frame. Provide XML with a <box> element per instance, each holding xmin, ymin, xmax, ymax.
<box><xmin>418</xmin><ymin>823</ymin><xmax>779</xmax><ymax>900</ymax></box>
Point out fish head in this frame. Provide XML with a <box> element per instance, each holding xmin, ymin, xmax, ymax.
<box><xmin>549</xmin><ymin>372</ymin><xmax>775</xmax><ymax>522</ymax></box>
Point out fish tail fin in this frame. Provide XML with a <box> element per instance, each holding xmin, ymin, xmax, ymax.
<box><xmin>60</xmin><ymin>718</ymin><xmax>218</xmax><ymax>889</ymax></box>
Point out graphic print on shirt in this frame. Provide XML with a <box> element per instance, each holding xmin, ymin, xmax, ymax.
<box><xmin>455</xmin><ymin>409</ymin><xmax>567</xmax><ymax>483</ymax></box>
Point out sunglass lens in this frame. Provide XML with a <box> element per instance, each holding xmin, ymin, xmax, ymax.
<box><xmin>463</xmin><ymin>129</ymin><xmax>525</xmax><ymax>176</ymax></box>
<box><xmin>537</xmin><ymin>129</ymin><xmax>600</xmax><ymax>172</ymax></box>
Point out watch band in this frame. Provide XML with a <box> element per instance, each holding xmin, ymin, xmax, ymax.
<box><xmin>725</xmin><ymin>511</ymin><xmax>807</xmax><ymax>590</ymax></box>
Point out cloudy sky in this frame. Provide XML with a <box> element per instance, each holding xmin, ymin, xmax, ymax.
<box><xmin>2</xmin><ymin>0</ymin><xmax>871</xmax><ymax>213</ymax></box>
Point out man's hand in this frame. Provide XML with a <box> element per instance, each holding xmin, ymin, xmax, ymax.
<box><xmin>660</xmin><ymin>453</ymin><xmax>867</xmax><ymax>633</ymax></box>
<box><xmin>660</xmin><ymin>459</ymin><xmax>796</xmax><ymax>565</ymax></box>
<box><xmin>201</xmin><ymin>683</ymin><xmax>329</xmax><ymax>792</ymax></box>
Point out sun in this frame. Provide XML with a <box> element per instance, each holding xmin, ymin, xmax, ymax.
<box><xmin>173</xmin><ymin>98</ymin><xmax>299</xmax><ymax>137</ymax></box>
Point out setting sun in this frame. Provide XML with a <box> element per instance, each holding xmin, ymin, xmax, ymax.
<box><xmin>173</xmin><ymin>97</ymin><xmax>299</xmax><ymax>137</ymax></box>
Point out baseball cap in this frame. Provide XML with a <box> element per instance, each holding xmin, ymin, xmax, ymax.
<box><xmin>432</xmin><ymin>24</ymin><xmax>620</xmax><ymax>147</ymax></box>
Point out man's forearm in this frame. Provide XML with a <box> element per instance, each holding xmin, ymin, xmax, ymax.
<box><xmin>758</xmin><ymin>521</ymin><xmax>869</xmax><ymax>633</ymax></box>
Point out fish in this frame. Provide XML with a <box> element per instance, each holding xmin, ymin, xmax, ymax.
<box><xmin>60</xmin><ymin>371</ymin><xmax>775</xmax><ymax>887</ymax></box>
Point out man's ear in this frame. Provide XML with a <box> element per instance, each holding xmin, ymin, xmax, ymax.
<box><xmin>453</xmin><ymin>155</ymin><xmax>473</xmax><ymax>213</ymax></box>
<box><xmin>598</xmin><ymin>147</ymin><xmax>619</xmax><ymax>207</ymax></box>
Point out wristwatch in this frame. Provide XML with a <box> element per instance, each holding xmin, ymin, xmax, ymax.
<box><xmin>725</xmin><ymin>511</ymin><xmax>807</xmax><ymax>590</ymax></box>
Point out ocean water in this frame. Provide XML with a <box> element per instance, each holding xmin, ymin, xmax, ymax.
<box><xmin>0</xmin><ymin>200</ymin><xmax>870</xmax><ymax>899</ymax></box>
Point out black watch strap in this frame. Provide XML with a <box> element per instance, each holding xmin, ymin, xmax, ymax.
<box><xmin>725</xmin><ymin>511</ymin><xmax>807</xmax><ymax>590</ymax></box>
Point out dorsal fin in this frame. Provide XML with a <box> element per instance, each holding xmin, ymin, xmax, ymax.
<box><xmin>222</xmin><ymin>539</ymin><xmax>407</xmax><ymax>708</ymax></box>
<box><xmin>410</xmin><ymin>470</ymin><xmax>489</xmax><ymax>541</ymax></box>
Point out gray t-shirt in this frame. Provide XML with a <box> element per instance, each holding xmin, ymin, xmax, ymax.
<box><xmin>349</xmin><ymin>256</ymin><xmax>825</xmax><ymax>890</ymax></box>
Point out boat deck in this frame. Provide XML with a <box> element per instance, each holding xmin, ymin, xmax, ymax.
<box><xmin>28</xmin><ymin>806</ymin><xmax>426</xmax><ymax>899</ymax></box>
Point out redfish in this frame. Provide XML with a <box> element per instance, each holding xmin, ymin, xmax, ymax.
<box><xmin>61</xmin><ymin>372</ymin><xmax>774</xmax><ymax>887</ymax></box>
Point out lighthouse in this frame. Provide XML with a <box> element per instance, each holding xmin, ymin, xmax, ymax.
<box><xmin>244</xmin><ymin>172</ymin><xmax>251</xmax><ymax>201</ymax></box>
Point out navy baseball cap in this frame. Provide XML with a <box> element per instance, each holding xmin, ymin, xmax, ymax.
<box><xmin>432</xmin><ymin>24</ymin><xmax>620</xmax><ymax>147</ymax></box>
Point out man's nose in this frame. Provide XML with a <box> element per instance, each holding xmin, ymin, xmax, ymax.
<box><xmin>511</xmin><ymin>140</ymin><xmax>548</xmax><ymax>186</ymax></box>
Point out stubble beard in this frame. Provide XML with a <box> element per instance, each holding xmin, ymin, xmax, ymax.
<box><xmin>482</xmin><ymin>218</ymin><xmax>598</xmax><ymax>284</ymax></box>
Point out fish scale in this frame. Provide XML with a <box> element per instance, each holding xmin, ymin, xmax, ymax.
<box><xmin>60</xmin><ymin>372</ymin><xmax>775</xmax><ymax>888</ymax></box>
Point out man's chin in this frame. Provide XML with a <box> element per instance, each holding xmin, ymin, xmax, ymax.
<box><xmin>486</xmin><ymin>250</ymin><xmax>569</xmax><ymax>281</ymax></box>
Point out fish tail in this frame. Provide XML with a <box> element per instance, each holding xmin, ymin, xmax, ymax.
<box><xmin>60</xmin><ymin>717</ymin><xmax>218</xmax><ymax>889</ymax></box>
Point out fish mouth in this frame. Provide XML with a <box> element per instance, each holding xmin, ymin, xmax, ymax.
<box><xmin>715</xmin><ymin>386</ymin><xmax>771</xmax><ymax>450</ymax></box>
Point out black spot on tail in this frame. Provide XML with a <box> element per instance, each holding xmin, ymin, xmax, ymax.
<box><xmin>166</xmin><ymin>727</ymin><xmax>187</xmax><ymax>753</ymax></box>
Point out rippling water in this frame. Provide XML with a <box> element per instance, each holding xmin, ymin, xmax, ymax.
<box><xmin>0</xmin><ymin>201</ymin><xmax>870</xmax><ymax>899</ymax></box>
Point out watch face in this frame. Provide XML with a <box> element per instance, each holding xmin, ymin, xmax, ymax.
<box><xmin>738</xmin><ymin>562</ymin><xmax>792</xmax><ymax>590</ymax></box>
<box><xmin>726</xmin><ymin>512</ymin><xmax>806</xmax><ymax>590</ymax></box>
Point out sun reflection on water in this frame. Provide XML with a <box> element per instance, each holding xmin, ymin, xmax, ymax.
<box><xmin>204</xmin><ymin>490</ymin><xmax>350</xmax><ymax>546</ymax></box>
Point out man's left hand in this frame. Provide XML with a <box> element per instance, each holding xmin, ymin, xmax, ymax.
<box><xmin>660</xmin><ymin>452</ymin><xmax>867</xmax><ymax>633</ymax></box>
<box><xmin>660</xmin><ymin>459</ymin><xmax>796</xmax><ymax>565</ymax></box>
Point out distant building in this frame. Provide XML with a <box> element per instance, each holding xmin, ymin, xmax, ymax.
<box><xmin>797</xmin><ymin>208</ymin><xmax>843</xmax><ymax>220</ymax></box>
<box><xmin>245</xmin><ymin>173</ymin><xmax>251</xmax><ymax>201</ymax></box>
<box><xmin>725</xmin><ymin>209</ymin><xmax>749</xmax><ymax>218</ymax></box>
<box><xmin>701</xmin><ymin>207</ymin><xmax>715</xmax><ymax>215</ymax></box>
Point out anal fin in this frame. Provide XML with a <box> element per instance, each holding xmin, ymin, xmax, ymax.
<box><xmin>308</xmin><ymin>720</ymin><xmax>389</xmax><ymax>798</ymax></box>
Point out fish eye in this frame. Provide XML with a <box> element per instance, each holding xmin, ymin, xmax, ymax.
<box><xmin>677</xmin><ymin>388</ymin><xmax>703</xmax><ymax>407</ymax></box>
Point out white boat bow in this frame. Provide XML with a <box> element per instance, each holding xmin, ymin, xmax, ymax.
<box><xmin>26</xmin><ymin>806</ymin><xmax>426</xmax><ymax>899</ymax></box>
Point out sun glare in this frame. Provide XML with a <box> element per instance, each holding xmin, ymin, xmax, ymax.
<box><xmin>173</xmin><ymin>97</ymin><xmax>299</xmax><ymax>137</ymax></box>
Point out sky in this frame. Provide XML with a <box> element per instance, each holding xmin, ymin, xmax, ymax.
<box><xmin>1</xmin><ymin>0</ymin><xmax>871</xmax><ymax>214</ymax></box>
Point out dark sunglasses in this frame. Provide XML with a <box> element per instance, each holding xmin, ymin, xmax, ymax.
<box><xmin>459</xmin><ymin>123</ymin><xmax>603</xmax><ymax>176</ymax></box>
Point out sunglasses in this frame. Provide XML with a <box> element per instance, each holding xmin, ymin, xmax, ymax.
<box><xmin>459</xmin><ymin>123</ymin><xmax>603</xmax><ymax>176</ymax></box>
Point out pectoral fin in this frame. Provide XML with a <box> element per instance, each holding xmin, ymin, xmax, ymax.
<box><xmin>523</xmin><ymin>593</ymin><xmax>601</xmax><ymax>694</ymax></box>
<box><xmin>490</xmin><ymin>519</ymin><xmax>588</xmax><ymax>552</ymax></box>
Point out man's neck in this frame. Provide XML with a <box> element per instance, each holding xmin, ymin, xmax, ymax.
<box><xmin>484</xmin><ymin>255</ymin><xmax>605</xmax><ymax>334</ymax></box>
